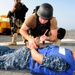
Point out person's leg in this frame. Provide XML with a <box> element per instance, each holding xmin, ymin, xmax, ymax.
<box><xmin>0</xmin><ymin>46</ymin><xmax>15</xmax><ymax>56</ymax></box>
<box><xmin>12</xmin><ymin>33</ymin><xmax>17</xmax><ymax>44</ymax></box>
<box><xmin>0</xmin><ymin>46</ymin><xmax>30</xmax><ymax>70</ymax></box>
<box><xmin>8</xmin><ymin>33</ymin><xmax>17</xmax><ymax>45</ymax></box>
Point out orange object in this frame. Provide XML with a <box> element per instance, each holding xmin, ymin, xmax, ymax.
<box><xmin>0</xmin><ymin>15</ymin><xmax>11</xmax><ymax>35</ymax></box>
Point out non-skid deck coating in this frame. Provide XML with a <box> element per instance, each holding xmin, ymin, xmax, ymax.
<box><xmin>0</xmin><ymin>70</ymin><xmax>32</xmax><ymax>75</ymax></box>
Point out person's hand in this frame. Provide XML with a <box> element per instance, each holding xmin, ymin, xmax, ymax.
<box><xmin>28</xmin><ymin>42</ymin><xmax>35</xmax><ymax>50</ymax></box>
<box><xmin>39</xmin><ymin>30</ymin><xmax>48</xmax><ymax>48</ymax></box>
<box><xmin>40</xmin><ymin>29</ymin><xmax>48</xmax><ymax>42</ymax></box>
<box><xmin>34</xmin><ymin>37</ymin><xmax>40</xmax><ymax>45</ymax></box>
<box><xmin>28</xmin><ymin>36</ymin><xmax>38</xmax><ymax>49</ymax></box>
<box><xmin>40</xmin><ymin>35</ymin><xmax>47</xmax><ymax>42</ymax></box>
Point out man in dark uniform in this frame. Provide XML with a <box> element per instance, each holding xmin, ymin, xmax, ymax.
<box><xmin>7</xmin><ymin>0</ymin><xmax>28</xmax><ymax>45</ymax></box>
<box><xmin>20</xmin><ymin>3</ymin><xmax>66</xmax><ymax>49</ymax></box>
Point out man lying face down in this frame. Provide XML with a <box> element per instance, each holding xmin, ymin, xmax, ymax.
<box><xmin>0</xmin><ymin>38</ymin><xmax>75</xmax><ymax>75</ymax></box>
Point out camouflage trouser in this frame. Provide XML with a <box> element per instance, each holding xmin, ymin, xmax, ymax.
<box><xmin>10</xmin><ymin>19</ymin><xmax>25</xmax><ymax>44</ymax></box>
<box><xmin>42</xmin><ymin>55</ymin><xmax>70</xmax><ymax>72</ymax></box>
<box><xmin>0</xmin><ymin>46</ymin><xmax>30</xmax><ymax>70</ymax></box>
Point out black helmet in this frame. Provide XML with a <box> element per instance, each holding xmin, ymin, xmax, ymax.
<box><xmin>37</xmin><ymin>3</ymin><xmax>53</xmax><ymax>20</ymax></box>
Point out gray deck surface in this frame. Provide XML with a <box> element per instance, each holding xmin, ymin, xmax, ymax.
<box><xmin>0</xmin><ymin>30</ymin><xmax>75</xmax><ymax>75</ymax></box>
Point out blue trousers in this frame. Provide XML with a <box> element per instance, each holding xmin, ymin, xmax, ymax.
<box><xmin>0</xmin><ymin>46</ymin><xmax>30</xmax><ymax>70</ymax></box>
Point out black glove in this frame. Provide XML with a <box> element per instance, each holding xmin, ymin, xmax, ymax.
<box><xmin>7</xmin><ymin>11</ymin><xmax>13</xmax><ymax>18</ymax></box>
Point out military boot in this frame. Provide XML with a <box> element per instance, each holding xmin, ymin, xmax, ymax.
<box><xmin>8</xmin><ymin>33</ymin><xmax>17</xmax><ymax>45</ymax></box>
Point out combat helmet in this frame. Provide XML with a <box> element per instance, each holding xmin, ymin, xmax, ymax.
<box><xmin>37</xmin><ymin>3</ymin><xmax>53</xmax><ymax>20</ymax></box>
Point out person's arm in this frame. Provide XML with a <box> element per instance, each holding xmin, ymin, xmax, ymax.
<box><xmin>30</xmin><ymin>47</ymin><xmax>43</xmax><ymax>64</ymax></box>
<box><xmin>27</xmin><ymin>37</ymin><xmax>43</xmax><ymax>64</ymax></box>
<box><xmin>40</xmin><ymin>18</ymin><xmax>58</xmax><ymax>42</ymax></box>
<box><xmin>29</xmin><ymin>46</ymin><xmax>70</xmax><ymax>72</ymax></box>
<box><xmin>40</xmin><ymin>29</ymin><xmax>58</xmax><ymax>42</ymax></box>
<box><xmin>20</xmin><ymin>22</ymin><xmax>38</xmax><ymax>49</ymax></box>
<box><xmin>7</xmin><ymin>3</ymin><xmax>16</xmax><ymax>18</ymax></box>
<box><xmin>10</xmin><ymin>6</ymin><xmax>16</xmax><ymax>13</ymax></box>
<box><xmin>46</xmin><ymin>18</ymin><xmax>58</xmax><ymax>41</ymax></box>
<box><xmin>20</xmin><ymin>14</ymin><xmax>35</xmax><ymax>41</ymax></box>
<box><xmin>20</xmin><ymin>22</ymin><xmax>35</xmax><ymax>43</ymax></box>
<box><xmin>20</xmin><ymin>22</ymin><xmax>31</xmax><ymax>40</ymax></box>
<box><xmin>46</xmin><ymin>29</ymin><xmax>58</xmax><ymax>41</ymax></box>
<box><xmin>10</xmin><ymin>2</ymin><xmax>21</xmax><ymax>13</ymax></box>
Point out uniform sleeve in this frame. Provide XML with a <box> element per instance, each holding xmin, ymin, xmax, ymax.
<box><xmin>25</xmin><ymin>13</ymin><xmax>36</xmax><ymax>28</ymax></box>
<box><xmin>50</xmin><ymin>17</ymin><xmax>58</xmax><ymax>30</ymax></box>
<box><xmin>42</xmin><ymin>55</ymin><xmax>70</xmax><ymax>72</ymax></box>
